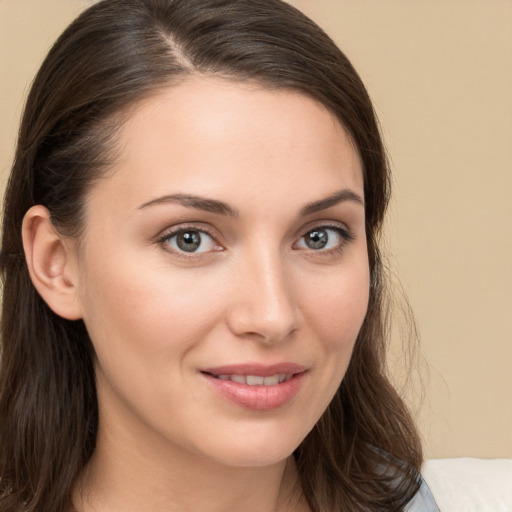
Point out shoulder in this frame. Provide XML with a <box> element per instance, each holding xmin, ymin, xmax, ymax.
<box><xmin>404</xmin><ymin>476</ymin><xmax>440</xmax><ymax>512</ymax></box>
<box><xmin>369</xmin><ymin>447</ymin><xmax>440</xmax><ymax>511</ymax></box>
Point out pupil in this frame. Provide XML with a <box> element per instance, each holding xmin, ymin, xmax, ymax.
<box><xmin>177</xmin><ymin>231</ymin><xmax>201</xmax><ymax>252</ymax></box>
<box><xmin>307</xmin><ymin>229</ymin><xmax>328</xmax><ymax>249</ymax></box>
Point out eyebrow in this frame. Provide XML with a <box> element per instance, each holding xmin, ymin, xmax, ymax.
<box><xmin>299</xmin><ymin>189</ymin><xmax>364</xmax><ymax>216</ymax></box>
<box><xmin>138</xmin><ymin>193</ymin><xmax>239</xmax><ymax>216</ymax></box>
<box><xmin>137</xmin><ymin>188</ymin><xmax>363</xmax><ymax>217</ymax></box>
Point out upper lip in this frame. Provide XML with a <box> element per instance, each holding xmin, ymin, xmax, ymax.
<box><xmin>200</xmin><ymin>362</ymin><xmax>307</xmax><ymax>377</ymax></box>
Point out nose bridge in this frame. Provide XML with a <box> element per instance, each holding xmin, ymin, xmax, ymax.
<box><xmin>227</xmin><ymin>244</ymin><xmax>300</xmax><ymax>342</ymax></box>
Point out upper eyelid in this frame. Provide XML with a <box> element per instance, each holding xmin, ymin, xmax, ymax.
<box><xmin>157</xmin><ymin>223</ymin><xmax>219</xmax><ymax>240</ymax></box>
<box><xmin>296</xmin><ymin>220</ymin><xmax>353</xmax><ymax>239</ymax></box>
<box><xmin>297</xmin><ymin>225</ymin><xmax>353</xmax><ymax>244</ymax></box>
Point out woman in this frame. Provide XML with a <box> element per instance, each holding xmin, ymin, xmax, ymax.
<box><xmin>0</xmin><ymin>0</ymin><xmax>439</xmax><ymax>510</ymax></box>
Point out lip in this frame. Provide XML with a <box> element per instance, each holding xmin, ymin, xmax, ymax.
<box><xmin>201</xmin><ymin>362</ymin><xmax>307</xmax><ymax>377</ymax></box>
<box><xmin>201</xmin><ymin>363</ymin><xmax>307</xmax><ymax>411</ymax></box>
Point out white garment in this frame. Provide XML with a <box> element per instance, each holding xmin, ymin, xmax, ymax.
<box><xmin>421</xmin><ymin>458</ymin><xmax>512</xmax><ymax>512</ymax></box>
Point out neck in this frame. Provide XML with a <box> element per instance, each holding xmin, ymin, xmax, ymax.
<box><xmin>72</xmin><ymin>414</ymin><xmax>307</xmax><ymax>512</ymax></box>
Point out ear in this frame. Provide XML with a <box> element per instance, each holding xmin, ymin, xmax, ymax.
<box><xmin>22</xmin><ymin>205</ymin><xmax>83</xmax><ymax>320</ymax></box>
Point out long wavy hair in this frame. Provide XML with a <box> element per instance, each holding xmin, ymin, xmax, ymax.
<box><xmin>0</xmin><ymin>1</ymin><xmax>422</xmax><ymax>510</ymax></box>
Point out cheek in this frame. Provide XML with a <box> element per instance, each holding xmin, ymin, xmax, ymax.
<box><xmin>289</xmin><ymin>259</ymin><xmax>369</xmax><ymax>436</ymax></box>
<box><xmin>78</xmin><ymin>257</ymin><xmax>226</xmax><ymax>369</ymax></box>
<box><xmin>303</xmin><ymin>260</ymin><xmax>370</xmax><ymax>351</ymax></box>
<box><xmin>77</xmin><ymin>261</ymin><xmax>229</xmax><ymax>430</ymax></box>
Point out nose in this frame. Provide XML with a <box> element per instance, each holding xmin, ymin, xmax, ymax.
<box><xmin>225</xmin><ymin>249</ymin><xmax>302</xmax><ymax>343</ymax></box>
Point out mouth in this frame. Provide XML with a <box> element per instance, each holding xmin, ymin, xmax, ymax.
<box><xmin>204</xmin><ymin>373</ymin><xmax>294</xmax><ymax>386</ymax></box>
<box><xmin>200</xmin><ymin>363</ymin><xmax>307</xmax><ymax>410</ymax></box>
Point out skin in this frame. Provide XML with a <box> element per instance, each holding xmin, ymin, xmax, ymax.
<box><xmin>27</xmin><ymin>77</ymin><xmax>370</xmax><ymax>511</ymax></box>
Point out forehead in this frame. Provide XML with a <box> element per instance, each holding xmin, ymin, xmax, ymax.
<box><xmin>87</xmin><ymin>77</ymin><xmax>363</xmax><ymax>215</ymax></box>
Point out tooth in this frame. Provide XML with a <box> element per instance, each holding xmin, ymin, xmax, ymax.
<box><xmin>217</xmin><ymin>374</ymin><xmax>229</xmax><ymax>380</ymax></box>
<box><xmin>246</xmin><ymin>375</ymin><xmax>265</xmax><ymax>386</ymax></box>
<box><xmin>279</xmin><ymin>374</ymin><xmax>287</xmax><ymax>383</ymax></box>
<box><xmin>231</xmin><ymin>374</ymin><xmax>246</xmax><ymax>384</ymax></box>
<box><xmin>263</xmin><ymin>374</ymin><xmax>280</xmax><ymax>386</ymax></box>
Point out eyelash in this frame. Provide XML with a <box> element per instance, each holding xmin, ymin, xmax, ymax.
<box><xmin>157</xmin><ymin>223</ymin><xmax>354</xmax><ymax>259</ymax></box>
<box><xmin>295</xmin><ymin>224</ymin><xmax>354</xmax><ymax>255</ymax></box>
<box><xmin>157</xmin><ymin>224</ymin><xmax>222</xmax><ymax>259</ymax></box>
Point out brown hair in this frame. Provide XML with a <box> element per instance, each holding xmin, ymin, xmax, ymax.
<box><xmin>0</xmin><ymin>1</ymin><xmax>422</xmax><ymax>510</ymax></box>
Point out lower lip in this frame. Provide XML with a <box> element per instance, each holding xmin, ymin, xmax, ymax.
<box><xmin>202</xmin><ymin>372</ymin><xmax>306</xmax><ymax>411</ymax></box>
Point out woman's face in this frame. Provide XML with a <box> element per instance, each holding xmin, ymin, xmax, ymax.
<box><xmin>73</xmin><ymin>77</ymin><xmax>369</xmax><ymax>468</ymax></box>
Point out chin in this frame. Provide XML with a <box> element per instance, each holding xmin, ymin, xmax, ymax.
<box><xmin>211</xmin><ymin>447</ymin><xmax>296</xmax><ymax>469</ymax></box>
<box><xmin>192</xmin><ymin>424</ymin><xmax>308</xmax><ymax>469</ymax></box>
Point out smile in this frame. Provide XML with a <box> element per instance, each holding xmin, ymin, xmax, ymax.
<box><xmin>201</xmin><ymin>364</ymin><xmax>307</xmax><ymax>410</ymax></box>
<box><xmin>212</xmin><ymin>374</ymin><xmax>293</xmax><ymax>386</ymax></box>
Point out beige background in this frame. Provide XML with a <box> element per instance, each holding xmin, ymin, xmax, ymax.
<box><xmin>1</xmin><ymin>0</ymin><xmax>511</xmax><ymax>459</ymax></box>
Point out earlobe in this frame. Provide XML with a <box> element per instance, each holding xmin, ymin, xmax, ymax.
<box><xmin>22</xmin><ymin>205</ymin><xmax>83</xmax><ymax>320</ymax></box>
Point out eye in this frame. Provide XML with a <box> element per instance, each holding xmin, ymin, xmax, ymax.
<box><xmin>295</xmin><ymin>226</ymin><xmax>350</xmax><ymax>251</ymax></box>
<box><xmin>163</xmin><ymin>229</ymin><xmax>220</xmax><ymax>254</ymax></box>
